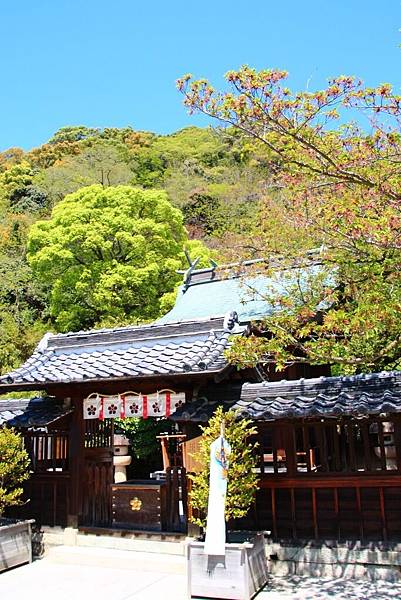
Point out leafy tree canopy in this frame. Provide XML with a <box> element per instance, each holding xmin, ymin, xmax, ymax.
<box><xmin>47</xmin><ymin>125</ymin><xmax>100</xmax><ymax>144</ymax></box>
<box><xmin>27</xmin><ymin>184</ymin><xmax>211</xmax><ymax>332</ymax></box>
<box><xmin>179</xmin><ymin>67</ymin><xmax>401</xmax><ymax>373</ymax></box>
<box><xmin>0</xmin><ymin>161</ymin><xmax>34</xmax><ymax>204</ymax></box>
<box><xmin>0</xmin><ymin>147</ymin><xmax>24</xmax><ymax>172</ymax></box>
<box><xmin>151</xmin><ymin>126</ymin><xmax>235</xmax><ymax>167</ymax></box>
<box><xmin>35</xmin><ymin>143</ymin><xmax>134</xmax><ymax>206</ymax></box>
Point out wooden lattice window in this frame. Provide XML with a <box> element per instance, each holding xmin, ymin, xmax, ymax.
<box><xmin>24</xmin><ymin>431</ymin><xmax>69</xmax><ymax>472</ymax></box>
<box><xmin>84</xmin><ymin>418</ymin><xmax>113</xmax><ymax>448</ymax></box>
<box><xmin>257</xmin><ymin>417</ymin><xmax>401</xmax><ymax>476</ymax></box>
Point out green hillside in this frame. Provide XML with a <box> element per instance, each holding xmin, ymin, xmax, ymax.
<box><xmin>0</xmin><ymin>125</ymin><xmax>266</xmax><ymax>373</ymax></box>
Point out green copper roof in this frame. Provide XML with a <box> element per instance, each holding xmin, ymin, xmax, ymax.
<box><xmin>158</xmin><ymin>276</ymin><xmax>270</xmax><ymax>324</ymax></box>
<box><xmin>158</xmin><ymin>263</ymin><xmax>321</xmax><ymax>325</ymax></box>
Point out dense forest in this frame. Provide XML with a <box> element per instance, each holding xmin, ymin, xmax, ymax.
<box><xmin>0</xmin><ymin>124</ymin><xmax>268</xmax><ymax>374</ymax></box>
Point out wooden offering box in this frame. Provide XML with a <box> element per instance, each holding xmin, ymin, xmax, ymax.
<box><xmin>111</xmin><ymin>480</ymin><xmax>167</xmax><ymax>531</ymax></box>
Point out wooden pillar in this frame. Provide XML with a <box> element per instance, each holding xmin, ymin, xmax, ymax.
<box><xmin>283</xmin><ymin>423</ymin><xmax>297</xmax><ymax>476</ymax></box>
<box><xmin>67</xmin><ymin>394</ymin><xmax>85</xmax><ymax>527</ymax></box>
<box><xmin>160</xmin><ymin>438</ymin><xmax>170</xmax><ymax>471</ymax></box>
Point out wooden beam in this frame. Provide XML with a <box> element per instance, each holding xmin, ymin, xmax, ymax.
<box><xmin>259</xmin><ymin>474</ymin><xmax>401</xmax><ymax>489</ymax></box>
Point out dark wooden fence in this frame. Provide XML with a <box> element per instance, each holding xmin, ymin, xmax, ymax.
<box><xmin>238</xmin><ymin>417</ymin><xmax>401</xmax><ymax>542</ymax></box>
<box><xmin>22</xmin><ymin>473</ymin><xmax>70</xmax><ymax>527</ymax></box>
<box><xmin>10</xmin><ymin>431</ymin><xmax>71</xmax><ymax>527</ymax></box>
<box><xmin>255</xmin><ymin>476</ymin><xmax>401</xmax><ymax>541</ymax></box>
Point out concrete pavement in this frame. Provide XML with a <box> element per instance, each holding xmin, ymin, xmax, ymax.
<box><xmin>0</xmin><ymin>547</ymin><xmax>187</xmax><ymax>600</ymax></box>
<box><xmin>3</xmin><ymin>545</ymin><xmax>401</xmax><ymax>599</ymax></box>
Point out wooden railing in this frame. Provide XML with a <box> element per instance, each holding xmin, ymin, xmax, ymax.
<box><xmin>256</xmin><ymin>417</ymin><xmax>401</xmax><ymax>477</ymax></box>
<box><xmin>84</xmin><ymin>419</ymin><xmax>113</xmax><ymax>448</ymax></box>
<box><xmin>24</xmin><ymin>431</ymin><xmax>69</xmax><ymax>473</ymax></box>
<box><xmin>254</xmin><ymin>475</ymin><xmax>401</xmax><ymax>542</ymax></box>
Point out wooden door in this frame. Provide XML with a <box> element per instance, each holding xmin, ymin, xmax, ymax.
<box><xmin>80</xmin><ymin>419</ymin><xmax>114</xmax><ymax>527</ymax></box>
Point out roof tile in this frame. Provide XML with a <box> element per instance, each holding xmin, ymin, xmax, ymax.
<box><xmin>0</xmin><ymin>316</ymin><xmax>243</xmax><ymax>390</ymax></box>
<box><xmin>236</xmin><ymin>371</ymin><xmax>401</xmax><ymax>420</ymax></box>
<box><xmin>172</xmin><ymin>372</ymin><xmax>401</xmax><ymax>423</ymax></box>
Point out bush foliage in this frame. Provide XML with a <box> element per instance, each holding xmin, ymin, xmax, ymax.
<box><xmin>0</xmin><ymin>427</ymin><xmax>30</xmax><ymax>517</ymax></box>
<box><xmin>188</xmin><ymin>406</ymin><xmax>259</xmax><ymax>528</ymax></box>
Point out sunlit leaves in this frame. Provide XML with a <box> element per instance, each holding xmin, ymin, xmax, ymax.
<box><xmin>27</xmin><ymin>185</ymin><xmax>190</xmax><ymax>332</ymax></box>
<box><xmin>188</xmin><ymin>406</ymin><xmax>259</xmax><ymax>528</ymax></box>
<box><xmin>0</xmin><ymin>427</ymin><xmax>30</xmax><ymax>516</ymax></box>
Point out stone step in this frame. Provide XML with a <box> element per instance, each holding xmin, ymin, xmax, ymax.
<box><xmin>36</xmin><ymin>526</ymin><xmax>188</xmax><ymax>556</ymax></box>
<box><xmin>265</xmin><ymin>541</ymin><xmax>401</xmax><ymax>566</ymax></box>
<box><xmin>44</xmin><ymin>544</ymin><xmax>186</xmax><ymax>574</ymax></box>
<box><xmin>267</xmin><ymin>558</ymin><xmax>401</xmax><ymax>582</ymax></box>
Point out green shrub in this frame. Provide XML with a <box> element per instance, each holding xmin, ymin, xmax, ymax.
<box><xmin>0</xmin><ymin>427</ymin><xmax>30</xmax><ymax>517</ymax></box>
<box><xmin>188</xmin><ymin>406</ymin><xmax>259</xmax><ymax>528</ymax></box>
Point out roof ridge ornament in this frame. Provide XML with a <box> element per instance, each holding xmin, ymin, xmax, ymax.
<box><xmin>37</xmin><ymin>332</ymin><xmax>53</xmax><ymax>353</ymax></box>
<box><xmin>223</xmin><ymin>311</ymin><xmax>239</xmax><ymax>332</ymax></box>
<box><xmin>178</xmin><ymin>252</ymin><xmax>220</xmax><ymax>290</ymax></box>
<box><xmin>182</xmin><ymin>250</ymin><xmax>201</xmax><ymax>290</ymax></box>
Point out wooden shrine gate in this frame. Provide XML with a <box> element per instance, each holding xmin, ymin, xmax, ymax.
<box><xmin>79</xmin><ymin>418</ymin><xmax>188</xmax><ymax>532</ymax></box>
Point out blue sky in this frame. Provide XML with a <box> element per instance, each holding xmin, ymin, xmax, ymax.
<box><xmin>1</xmin><ymin>0</ymin><xmax>400</xmax><ymax>150</ymax></box>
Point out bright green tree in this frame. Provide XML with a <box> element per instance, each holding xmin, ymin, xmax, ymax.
<box><xmin>27</xmin><ymin>185</ymin><xmax>205</xmax><ymax>331</ymax></box>
<box><xmin>188</xmin><ymin>407</ymin><xmax>259</xmax><ymax>528</ymax></box>
<box><xmin>0</xmin><ymin>162</ymin><xmax>33</xmax><ymax>207</ymax></box>
<box><xmin>0</xmin><ymin>427</ymin><xmax>31</xmax><ymax>516</ymax></box>
<box><xmin>0</xmin><ymin>160</ymin><xmax>48</xmax><ymax>215</ymax></box>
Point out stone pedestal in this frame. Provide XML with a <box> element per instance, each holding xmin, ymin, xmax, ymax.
<box><xmin>113</xmin><ymin>434</ymin><xmax>132</xmax><ymax>483</ymax></box>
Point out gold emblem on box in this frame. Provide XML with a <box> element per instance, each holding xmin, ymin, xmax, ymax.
<box><xmin>130</xmin><ymin>497</ymin><xmax>142</xmax><ymax>511</ymax></box>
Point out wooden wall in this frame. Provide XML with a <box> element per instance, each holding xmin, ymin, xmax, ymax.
<box><xmin>236</xmin><ymin>416</ymin><xmax>401</xmax><ymax>542</ymax></box>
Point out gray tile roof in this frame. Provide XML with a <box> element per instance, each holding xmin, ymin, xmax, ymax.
<box><xmin>0</xmin><ymin>397</ymin><xmax>73</xmax><ymax>427</ymax></box>
<box><xmin>0</xmin><ymin>315</ymin><xmax>243</xmax><ymax>391</ymax></box>
<box><xmin>172</xmin><ymin>371</ymin><xmax>401</xmax><ymax>422</ymax></box>
<box><xmin>238</xmin><ymin>371</ymin><xmax>401</xmax><ymax>420</ymax></box>
<box><xmin>170</xmin><ymin>383</ymin><xmax>242</xmax><ymax>422</ymax></box>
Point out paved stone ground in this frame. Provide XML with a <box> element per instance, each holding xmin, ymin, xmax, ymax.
<box><xmin>259</xmin><ymin>575</ymin><xmax>401</xmax><ymax>599</ymax></box>
<box><xmin>0</xmin><ymin>558</ymin><xmax>187</xmax><ymax>600</ymax></box>
<box><xmin>2</xmin><ymin>548</ymin><xmax>401</xmax><ymax>599</ymax></box>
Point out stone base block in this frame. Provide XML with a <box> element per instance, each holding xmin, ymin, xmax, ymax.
<box><xmin>265</xmin><ymin>539</ymin><xmax>401</xmax><ymax>582</ymax></box>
